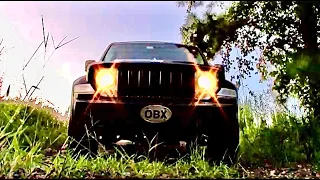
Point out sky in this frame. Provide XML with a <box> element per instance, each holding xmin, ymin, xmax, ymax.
<box><xmin>0</xmin><ymin>1</ymin><xmax>271</xmax><ymax>114</ymax></box>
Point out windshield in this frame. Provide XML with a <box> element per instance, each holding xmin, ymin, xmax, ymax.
<box><xmin>103</xmin><ymin>43</ymin><xmax>206</xmax><ymax>65</ymax></box>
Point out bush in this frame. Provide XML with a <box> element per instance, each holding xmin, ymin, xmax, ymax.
<box><xmin>0</xmin><ymin>101</ymin><xmax>67</xmax><ymax>150</ymax></box>
<box><xmin>238</xmin><ymin>95</ymin><xmax>320</xmax><ymax>167</ymax></box>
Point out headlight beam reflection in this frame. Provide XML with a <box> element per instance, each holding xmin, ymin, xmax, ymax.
<box><xmin>191</xmin><ymin>63</ymin><xmax>227</xmax><ymax>119</ymax></box>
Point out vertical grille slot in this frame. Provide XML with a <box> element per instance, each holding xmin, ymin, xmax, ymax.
<box><xmin>118</xmin><ymin>70</ymin><xmax>128</xmax><ymax>96</ymax></box>
<box><xmin>171</xmin><ymin>71</ymin><xmax>182</xmax><ymax>98</ymax></box>
<box><xmin>150</xmin><ymin>70</ymin><xmax>160</xmax><ymax>96</ymax></box>
<box><xmin>140</xmin><ymin>70</ymin><xmax>150</xmax><ymax>96</ymax></box>
<box><xmin>129</xmin><ymin>70</ymin><xmax>139</xmax><ymax>96</ymax></box>
<box><xmin>181</xmin><ymin>71</ymin><xmax>195</xmax><ymax>97</ymax></box>
<box><xmin>160</xmin><ymin>70</ymin><xmax>171</xmax><ymax>97</ymax></box>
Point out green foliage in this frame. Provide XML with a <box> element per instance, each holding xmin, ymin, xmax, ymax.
<box><xmin>0</xmin><ymin>102</ymin><xmax>241</xmax><ymax>178</ymax></box>
<box><xmin>1</xmin><ymin>97</ymin><xmax>320</xmax><ymax>177</ymax></box>
<box><xmin>0</xmin><ymin>101</ymin><xmax>67</xmax><ymax>150</ymax></box>
<box><xmin>178</xmin><ymin>1</ymin><xmax>320</xmax><ymax>118</ymax></box>
<box><xmin>238</xmin><ymin>94</ymin><xmax>320</xmax><ymax>167</ymax></box>
<box><xmin>240</xmin><ymin>107</ymin><xmax>306</xmax><ymax>166</ymax></box>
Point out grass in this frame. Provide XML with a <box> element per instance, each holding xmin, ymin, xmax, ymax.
<box><xmin>0</xmin><ymin>101</ymin><xmax>67</xmax><ymax>150</ymax></box>
<box><xmin>0</xmin><ymin>100</ymin><xmax>240</xmax><ymax>179</ymax></box>
<box><xmin>1</xmin><ymin>95</ymin><xmax>320</xmax><ymax>179</ymax></box>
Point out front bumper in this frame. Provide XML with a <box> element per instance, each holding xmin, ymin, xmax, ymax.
<box><xmin>73</xmin><ymin>98</ymin><xmax>238</xmax><ymax>145</ymax></box>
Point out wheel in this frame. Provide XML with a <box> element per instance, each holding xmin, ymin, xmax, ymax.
<box><xmin>206</xmin><ymin>118</ymin><xmax>239</xmax><ymax>166</ymax></box>
<box><xmin>206</xmin><ymin>136</ymin><xmax>239</xmax><ymax>166</ymax></box>
<box><xmin>68</xmin><ymin>104</ymin><xmax>98</xmax><ymax>158</ymax></box>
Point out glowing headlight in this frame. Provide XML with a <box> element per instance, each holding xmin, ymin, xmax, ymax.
<box><xmin>197</xmin><ymin>74</ymin><xmax>216</xmax><ymax>91</ymax></box>
<box><xmin>95</xmin><ymin>69</ymin><xmax>116</xmax><ymax>89</ymax></box>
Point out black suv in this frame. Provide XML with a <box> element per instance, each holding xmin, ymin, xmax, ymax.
<box><xmin>68</xmin><ymin>41</ymin><xmax>239</xmax><ymax>164</ymax></box>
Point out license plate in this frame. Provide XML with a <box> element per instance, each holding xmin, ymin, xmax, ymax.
<box><xmin>140</xmin><ymin>105</ymin><xmax>172</xmax><ymax>123</ymax></box>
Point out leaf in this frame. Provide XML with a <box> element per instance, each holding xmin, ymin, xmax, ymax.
<box><xmin>178</xmin><ymin>1</ymin><xmax>320</xmax><ymax>118</ymax></box>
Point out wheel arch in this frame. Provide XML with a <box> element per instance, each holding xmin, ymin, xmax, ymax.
<box><xmin>69</xmin><ymin>75</ymin><xmax>87</xmax><ymax>123</ymax></box>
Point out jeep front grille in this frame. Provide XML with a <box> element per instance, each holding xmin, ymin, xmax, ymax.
<box><xmin>117</xmin><ymin>67</ymin><xmax>195</xmax><ymax>99</ymax></box>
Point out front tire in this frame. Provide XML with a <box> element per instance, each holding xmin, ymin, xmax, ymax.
<box><xmin>68</xmin><ymin>104</ymin><xmax>98</xmax><ymax>158</ymax></box>
<box><xmin>206</xmin><ymin>117</ymin><xmax>239</xmax><ymax>166</ymax></box>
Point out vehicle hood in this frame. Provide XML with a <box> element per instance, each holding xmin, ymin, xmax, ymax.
<box><xmin>111</xmin><ymin>59</ymin><xmax>197</xmax><ymax>65</ymax></box>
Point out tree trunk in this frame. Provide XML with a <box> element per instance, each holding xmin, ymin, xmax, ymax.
<box><xmin>296</xmin><ymin>2</ymin><xmax>318</xmax><ymax>51</ymax></box>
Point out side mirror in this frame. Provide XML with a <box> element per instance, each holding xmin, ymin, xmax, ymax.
<box><xmin>85</xmin><ymin>60</ymin><xmax>95</xmax><ymax>72</ymax></box>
